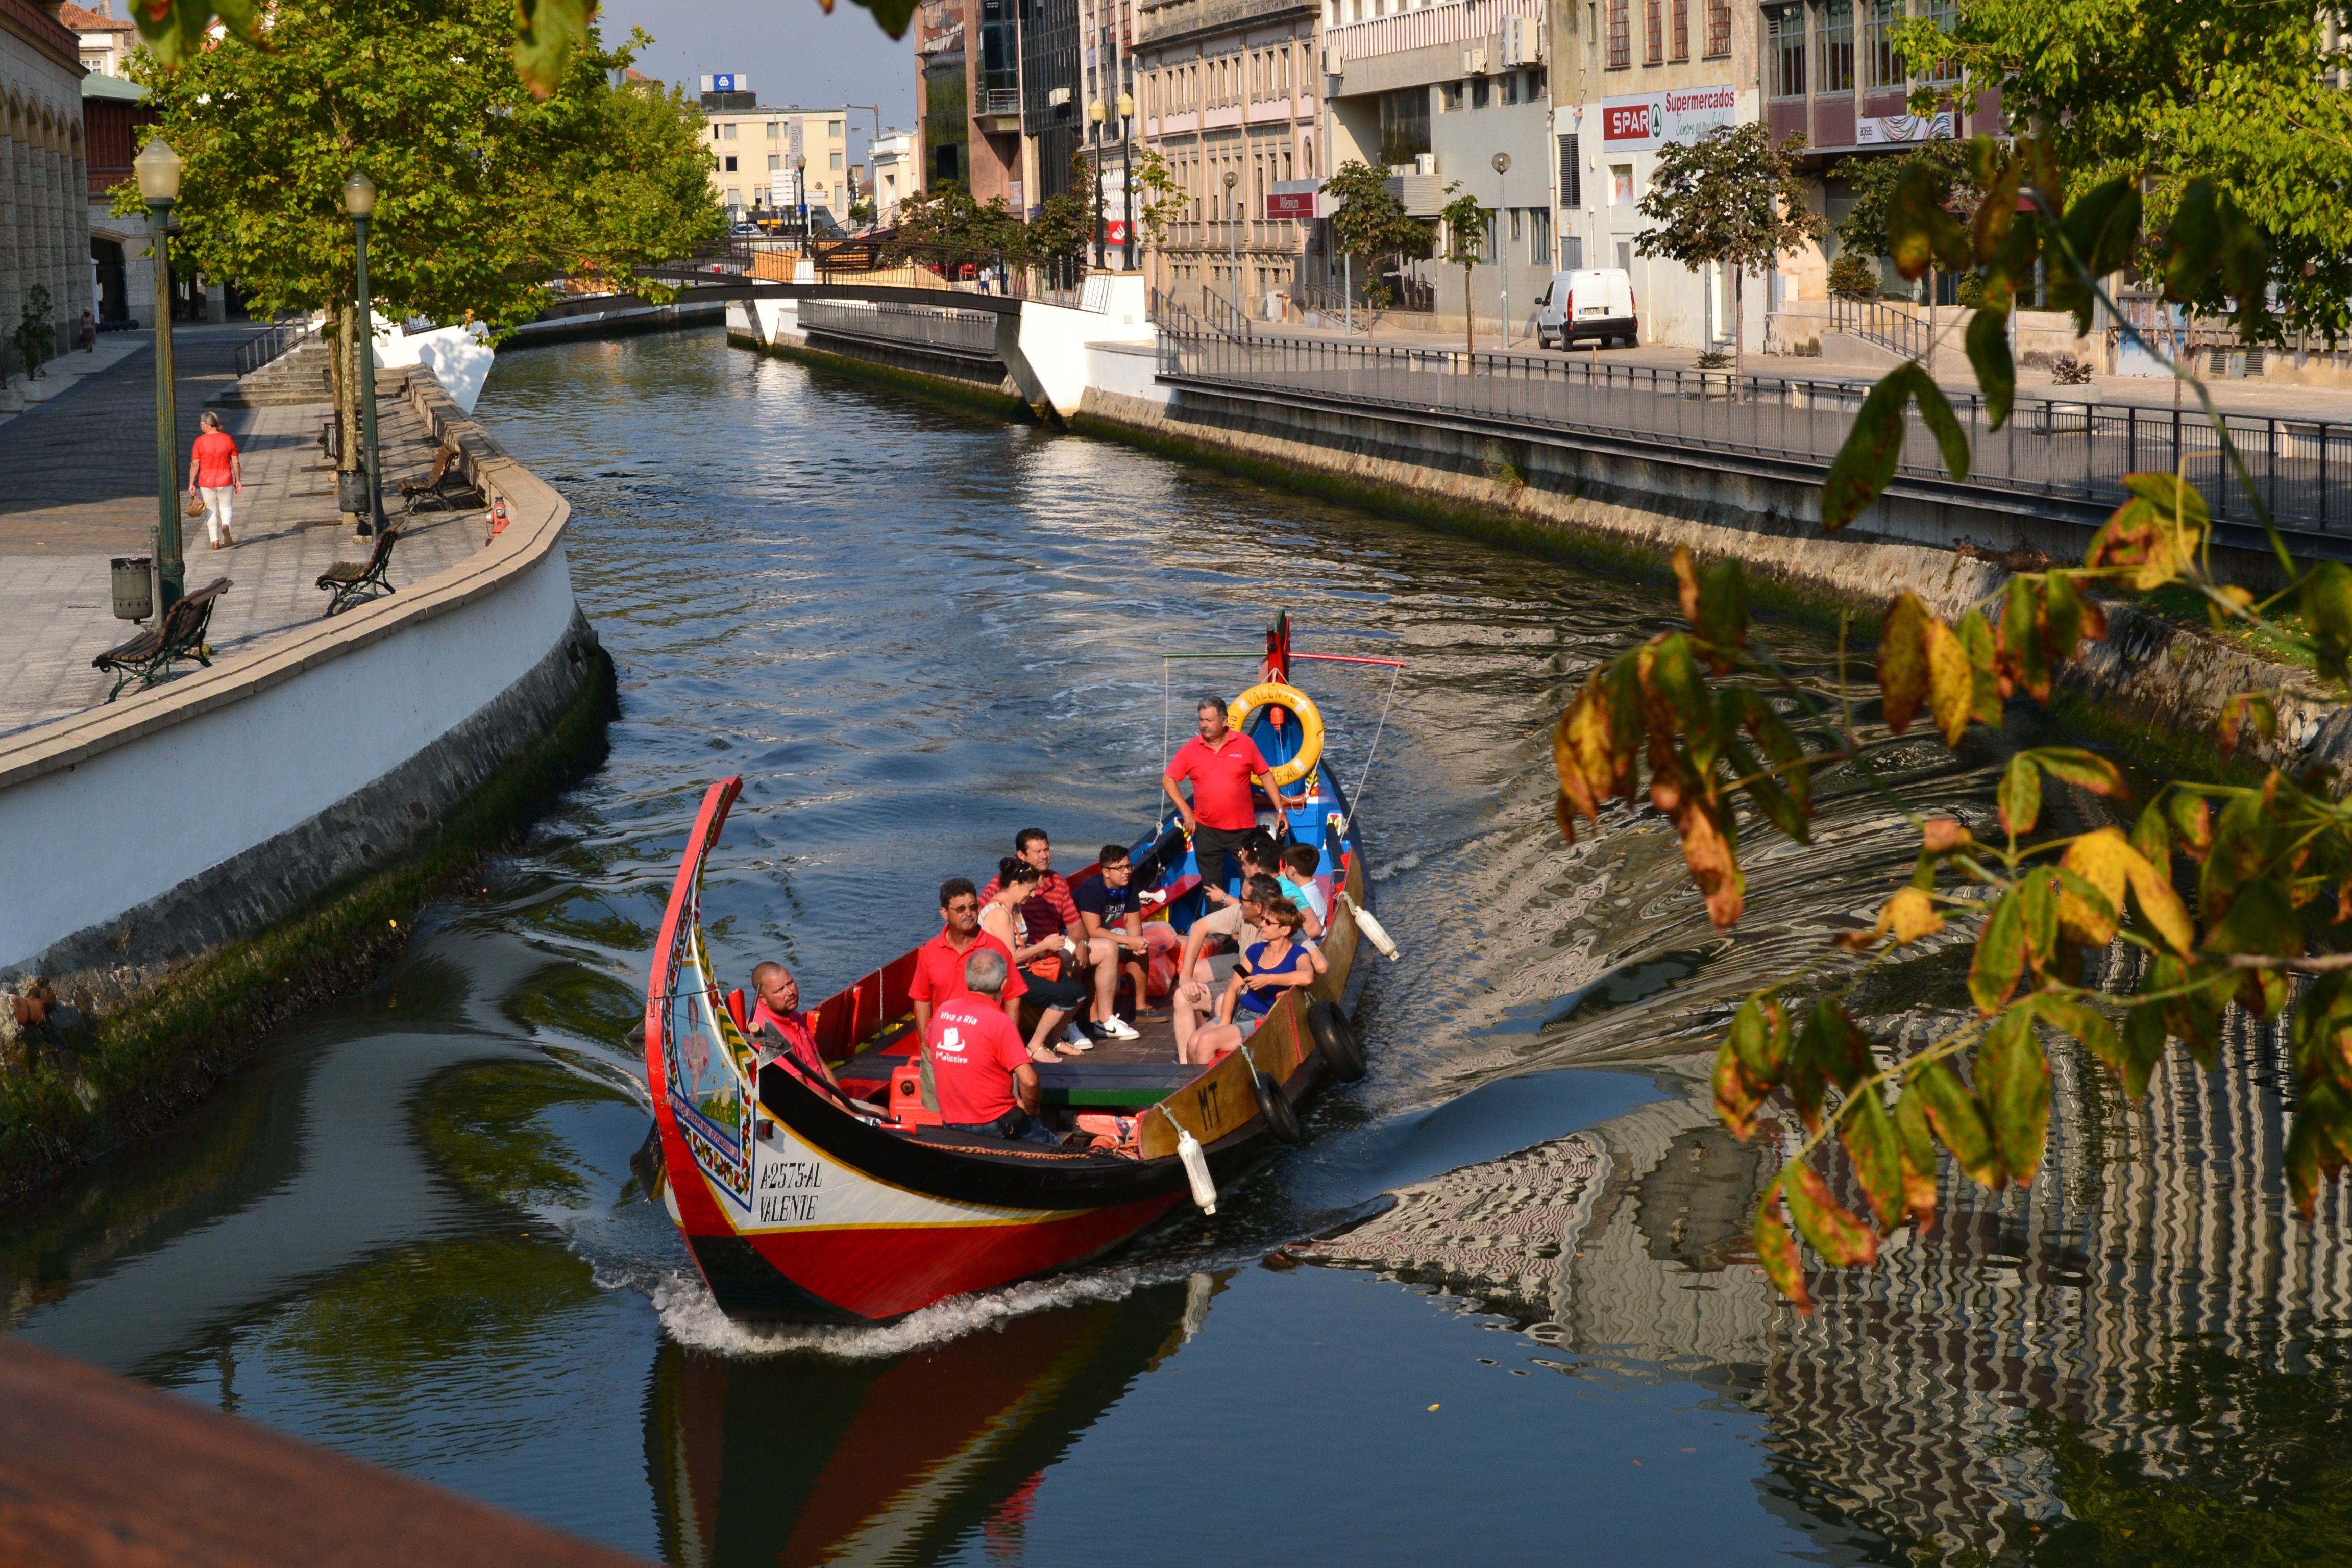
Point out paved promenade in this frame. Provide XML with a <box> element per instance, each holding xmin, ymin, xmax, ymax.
<box><xmin>0</xmin><ymin>329</ymin><xmax>491</xmax><ymax>737</ymax></box>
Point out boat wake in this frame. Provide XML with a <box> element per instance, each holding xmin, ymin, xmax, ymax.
<box><xmin>636</xmin><ymin>1254</ymin><xmax>1231</xmax><ymax>1360</ymax></box>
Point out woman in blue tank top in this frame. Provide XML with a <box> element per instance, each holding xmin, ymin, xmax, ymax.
<box><xmin>1173</xmin><ymin>901</ymin><xmax>1316</xmax><ymax>1065</ymax></box>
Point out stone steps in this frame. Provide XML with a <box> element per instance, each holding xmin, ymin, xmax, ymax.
<box><xmin>214</xmin><ymin>341</ymin><xmax>408</xmax><ymax>408</ymax></box>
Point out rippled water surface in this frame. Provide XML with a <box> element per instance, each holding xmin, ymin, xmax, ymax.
<box><xmin>7</xmin><ymin>328</ymin><xmax>2350</xmax><ymax>1566</ymax></box>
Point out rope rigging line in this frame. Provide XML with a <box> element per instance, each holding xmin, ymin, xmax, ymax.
<box><xmin>1339</xmin><ymin>659</ymin><xmax>1404</xmax><ymax>843</ymax></box>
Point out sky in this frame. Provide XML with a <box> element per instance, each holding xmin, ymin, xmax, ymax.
<box><xmin>602</xmin><ymin>0</ymin><xmax>920</xmax><ymax>172</ymax></box>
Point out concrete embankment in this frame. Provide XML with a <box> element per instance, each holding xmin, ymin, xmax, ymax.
<box><xmin>728</xmin><ymin>292</ymin><xmax>2343</xmax><ymax>787</ymax></box>
<box><xmin>0</xmin><ymin>368</ymin><xmax>611</xmax><ymax>1198</ymax></box>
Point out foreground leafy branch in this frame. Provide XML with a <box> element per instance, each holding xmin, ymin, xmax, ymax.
<box><xmin>1555</xmin><ymin>133</ymin><xmax>2352</xmax><ymax>1310</ymax></box>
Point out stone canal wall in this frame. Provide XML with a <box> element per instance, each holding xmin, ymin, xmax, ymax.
<box><xmin>0</xmin><ymin>368</ymin><xmax>610</xmax><ymax>1195</ymax></box>
<box><xmin>731</xmin><ymin>298</ymin><xmax>2346</xmax><ymax>786</ymax></box>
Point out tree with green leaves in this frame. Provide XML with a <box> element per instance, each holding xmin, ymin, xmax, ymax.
<box><xmin>1435</xmin><ymin>181</ymin><xmax>1486</xmax><ymax>358</ymax></box>
<box><xmin>1324</xmin><ymin>159</ymin><xmax>1427</xmax><ymax>339</ymax></box>
<box><xmin>1555</xmin><ymin>134</ymin><xmax>2350</xmax><ymax>1312</ymax></box>
<box><xmin>1893</xmin><ymin>0</ymin><xmax>2351</xmax><ymax>342</ymax></box>
<box><xmin>1827</xmin><ymin>140</ymin><xmax>1979</xmax><ymax>298</ymax></box>
<box><xmin>890</xmin><ymin>180</ymin><xmax>1025</xmax><ymax>267</ymax></box>
<box><xmin>1130</xmin><ymin>149</ymin><xmax>1187</xmax><ymax>253</ymax></box>
<box><xmin>122</xmin><ymin>0</ymin><xmax>720</xmax><ymax>333</ymax></box>
<box><xmin>1635</xmin><ymin>124</ymin><xmax>1824</xmax><ymax>383</ymax></box>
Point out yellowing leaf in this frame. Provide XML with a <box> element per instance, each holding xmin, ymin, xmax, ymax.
<box><xmin>2124</xmin><ymin>849</ymin><xmax>2195</xmax><ymax>957</ymax></box>
<box><xmin>1888</xmin><ymin>886</ymin><xmax>1945</xmax><ymax>944</ymax></box>
<box><xmin>2219</xmin><ymin>692</ymin><xmax>2278</xmax><ymax>755</ymax></box>
<box><xmin>1998</xmin><ymin>754</ymin><xmax>2042</xmax><ymax>837</ymax></box>
<box><xmin>1908</xmin><ymin>1056</ymin><xmax>2006</xmax><ymax>1190</ymax></box>
<box><xmin>1784</xmin><ymin>1161</ymin><xmax>1879</xmax><ymax>1268</ymax></box>
<box><xmin>1925</xmin><ymin>616</ymin><xmax>1973</xmax><ymax>745</ymax></box>
<box><xmin>1878</xmin><ymin>592</ymin><xmax>1932</xmax><ymax>734</ymax></box>
<box><xmin>1839</xmin><ymin>1089</ymin><xmax>1906</xmax><ymax>1233</ymax></box>
<box><xmin>1753</xmin><ymin>1199</ymin><xmax>1812</xmax><ymax>1312</ymax></box>
<box><xmin>2059</xmin><ymin>827</ymin><xmax>2133</xmax><ymax>948</ymax></box>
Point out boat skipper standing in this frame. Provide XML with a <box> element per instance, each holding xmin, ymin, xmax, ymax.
<box><xmin>1163</xmin><ymin>697</ymin><xmax>1303</xmax><ymax>896</ymax></box>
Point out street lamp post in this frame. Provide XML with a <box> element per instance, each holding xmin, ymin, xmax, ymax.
<box><xmin>134</xmin><ymin>137</ymin><xmax>184</xmax><ymax>611</ymax></box>
<box><xmin>1222</xmin><ymin>168</ymin><xmax>1240</xmax><ymax>332</ymax></box>
<box><xmin>343</xmin><ymin>170</ymin><xmax>384</xmax><ymax>539</ymax></box>
<box><xmin>1117</xmin><ymin>90</ymin><xmax>1135</xmax><ymax>272</ymax></box>
<box><xmin>1492</xmin><ymin>151</ymin><xmax>1512</xmax><ymax>349</ymax></box>
<box><xmin>795</xmin><ymin>153</ymin><xmax>808</xmax><ymax>241</ymax></box>
<box><xmin>1088</xmin><ymin>97</ymin><xmax>1108</xmax><ymax>270</ymax></box>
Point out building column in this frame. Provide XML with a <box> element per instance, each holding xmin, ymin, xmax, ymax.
<box><xmin>0</xmin><ymin>112</ymin><xmax>19</xmax><ymax>370</ymax></box>
<box><xmin>68</xmin><ymin>142</ymin><xmax>92</xmax><ymax>328</ymax></box>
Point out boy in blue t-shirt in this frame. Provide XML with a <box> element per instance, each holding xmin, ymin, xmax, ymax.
<box><xmin>1075</xmin><ymin>844</ymin><xmax>1169</xmax><ymax>1024</ymax></box>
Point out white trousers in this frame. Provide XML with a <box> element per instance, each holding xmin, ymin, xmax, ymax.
<box><xmin>198</xmin><ymin>486</ymin><xmax>234</xmax><ymax>544</ymax></box>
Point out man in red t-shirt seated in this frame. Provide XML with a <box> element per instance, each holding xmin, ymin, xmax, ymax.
<box><xmin>748</xmin><ymin>961</ymin><xmax>846</xmax><ymax>1093</ymax></box>
<box><xmin>909</xmin><ymin>877</ymin><xmax>1028</xmax><ymax>1040</ymax></box>
<box><xmin>1163</xmin><ymin>697</ymin><xmax>1302</xmax><ymax>897</ymax></box>
<box><xmin>925</xmin><ymin>948</ymin><xmax>1058</xmax><ymax>1145</ymax></box>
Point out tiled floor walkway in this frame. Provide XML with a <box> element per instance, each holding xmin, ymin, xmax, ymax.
<box><xmin>0</xmin><ymin>340</ymin><xmax>490</xmax><ymax>737</ymax></box>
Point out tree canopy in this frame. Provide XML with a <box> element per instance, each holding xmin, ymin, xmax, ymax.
<box><xmin>1900</xmin><ymin>0</ymin><xmax>2352</xmax><ymax>340</ymax></box>
<box><xmin>123</xmin><ymin>1</ymin><xmax>721</xmax><ymax>332</ymax></box>
<box><xmin>1637</xmin><ymin>124</ymin><xmax>1823</xmax><ymax>374</ymax></box>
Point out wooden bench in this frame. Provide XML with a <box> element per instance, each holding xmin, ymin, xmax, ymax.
<box><xmin>396</xmin><ymin>444</ymin><xmax>482</xmax><ymax>516</ymax></box>
<box><xmin>315</xmin><ymin>526</ymin><xmax>400</xmax><ymax>616</ymax></box>
<box><xmin>93</xmin><ymin>577</ymin><xmax>231</xmax><ymax>701</ymax></box>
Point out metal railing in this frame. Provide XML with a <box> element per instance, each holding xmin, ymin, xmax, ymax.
<box><xmin>1830</xmin><ymin>296</ymin><xmax>1934</xmax><ymax>361</ymax></box>
<box><xmin>799</xmin><ymin>298</ymin><xmax>1002</xmax><ymax>360</ymax></box>
<box><xmin>1156</xmin><ymin>328</ymin><xmax>2352</xmax><ymax>543</ymax></box>
<box><xmin>234</xmin><ymin>318</ymin><xmax>320</xmax><ymax>378</ymax></box>
<box><xmin>982</xmin><ymin>87</ymin><xmax>1020</xmax><ymax>115</ymax></box>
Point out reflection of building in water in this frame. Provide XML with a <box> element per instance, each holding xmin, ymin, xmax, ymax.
<box><xmin>646</xmin><ymin>1275</ymin><xmax>1215</xmax><ymax>1567</ymax></box>
<box><xmin>1304</xmin><ymin>1021</ymin><xmax>2352</xmax><ymax>1560</ymax></box>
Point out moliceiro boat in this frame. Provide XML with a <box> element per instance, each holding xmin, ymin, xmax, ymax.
<box><xmin>638</xmin><ymin>616</ymin><xmax>1390</xmax><ymax>1323</ymax></box>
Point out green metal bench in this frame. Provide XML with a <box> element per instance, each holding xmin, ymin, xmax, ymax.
<box><xmin>315</xmin><ymin>526</ymin><xmax>400</xmax><ymax>616</ymax></box>
<box><xmin>93</xmin><ymin>577</ymin><xmax>231</xmax><ymax>701</ymax></box>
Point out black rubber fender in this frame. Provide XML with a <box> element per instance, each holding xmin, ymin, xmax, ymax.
<box><xmin>1307</xmin><ymin>1000</ymin><xmax>1366</xmax><ymax>1083</ymax></box>
<box><xmin>1253</xmin><ymin>1068</ymin><xmax>1303</xmax><ymax>1141</ymax></box>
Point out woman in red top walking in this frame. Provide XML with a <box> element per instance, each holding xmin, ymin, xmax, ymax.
<box><xmin>189</xmin><ymin>411</ymin><xmax>242</xmax><ymax>550</ymax></box>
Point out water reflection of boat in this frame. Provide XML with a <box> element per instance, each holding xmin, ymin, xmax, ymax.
<box><xmin>647</xmin><ymin>1276</ymin><xmax>1215</xmax><ymax>1567</ymax></box>
<box><xmin>642</xmin><ymin>616</ymin><xmax>1387</xmax><ymax>1324</ymax></box>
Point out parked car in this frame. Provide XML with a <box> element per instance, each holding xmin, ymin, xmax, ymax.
<box><xmin>1535</xmin><ymin>268</ymin><xmax>1638</xmax><ymax>349</ymax></box>
<box><xmin>729</xmin><ymin>220</ymin><xmax>765</xmax><ymax>237</ymax></box>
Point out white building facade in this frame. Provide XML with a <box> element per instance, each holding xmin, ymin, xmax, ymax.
<box><xmin>3</xmin><ymin>0</ymin><xmax>95</xmax><ymax>375</ymax></box>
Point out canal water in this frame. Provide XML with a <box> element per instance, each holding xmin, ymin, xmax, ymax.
<box><xmin>6</xmin><ymin>328</ymin><xmax>2347</xmax><ymax>1565</ymax></box>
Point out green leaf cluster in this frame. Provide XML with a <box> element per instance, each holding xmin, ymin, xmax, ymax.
<box><xmin>121</xmin><ymin>4</ymin><xmax>723</xmax><ymax>333</ymax></box>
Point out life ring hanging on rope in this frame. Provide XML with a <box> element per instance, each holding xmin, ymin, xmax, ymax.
<box><xmin>1228</xmin><ymin>681</ymin><xmax>1324</xmax><ymax>787</ymax></box>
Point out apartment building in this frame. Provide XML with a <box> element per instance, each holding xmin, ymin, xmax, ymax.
<box><xmin>1760</xmin><ymin>0</ymin><xmax>1996</xmax><ymax>301</ymax></box>
<box><xmin>1076</xmin><ymin>0</ymin><xmax>1140</xmax><ymax>265</ymax></box>
<box><xmin>1553</xmin><ymin>0</ymin><xmax>1757</xmax><ymax>347</ymax></box>
<box><xmin>915</xmin><ymin>0</ymin><xmax>1025</xmax><ymax>208</ymax></box>
<box><xmin>1135</xmin><ymin>0</ymin><xmax>1322</xmax><ymax>314</ymax></box>
<box><xmin>1321</xmin><ymin>0</ymin><xmax>1552</xmax><ymax>335</ymax></box>
<box><xmin>61</xmin><ymin>0</ymin><xmax>133</xmax><ymax>77</ymax></box>
<box><xmin>868</xmin><ymin>128</ymin><xmax>919</xmax><ymax>224</ymax></box>
<box><xmin>699</xmin><ymin>79</ymin><xmax>851</xmax><ymax>223</ymax></box>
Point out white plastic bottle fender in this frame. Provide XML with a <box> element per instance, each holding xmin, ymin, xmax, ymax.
<box><xmin>1177</xmin><ymin>1126</ymin><xmax>1217</xmax><ymax>1214</ymax></box>
<box><xmin>1344</xmin><ymin>893</ymin><xmax>1400</xmax><ymax>961</ymax></box>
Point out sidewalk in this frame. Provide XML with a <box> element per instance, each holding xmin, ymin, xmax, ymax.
<box><xmin>0</xmin><ymin>336</ymin><xmax>491</xmax><ymax>737</ymax></box>
<box><xmin>1245</xmin><ymin>311</ymin><xmax>2352</xmax><ymax>425</ymax></box>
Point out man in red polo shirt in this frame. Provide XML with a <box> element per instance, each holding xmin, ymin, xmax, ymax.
<box><xmin>1163</xmin><ymin>697</ymin><xmax>1300</xmax><ymax>897</ymax></box>
<box><xmin>909</xmin><ymin>877</ymin><xmax>1026</xmax><ymax>1039</ymax></box>
<box><xmin>926</xmin><ymin>948</ymin><xmax>1056</xmax><ymax>1145</ymax></box>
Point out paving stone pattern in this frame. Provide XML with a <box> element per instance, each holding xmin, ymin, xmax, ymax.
<box><xmin>0</xmin><ymin>344</ymin><xmax>491</xmax><ymax>738</ymax></box>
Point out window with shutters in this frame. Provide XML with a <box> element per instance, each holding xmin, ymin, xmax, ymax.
<box><xmin>1644</xmin><ymin>0</ymin><xmax>1662</xmax><ymax>64</ymax></box>
<box><xmin>1704</xmin><ymin>0</ymin><xmax>1730</xmax><ymax>55</ymax></box>
<box><xmin>1557</xmin><ymin>132</ymin><xmax>1581</xmax><ymax>208</ymax></box>
<box><xmin>1607</xmin><ymin>0</ymin><xmax>1630</xmax><ymax>67</ymax></box>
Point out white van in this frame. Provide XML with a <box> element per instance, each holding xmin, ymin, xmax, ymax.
<box><xmin>1535</xmin><ymin>268</ymin><xmax>1638</xmax><ymax>349</ymax></box>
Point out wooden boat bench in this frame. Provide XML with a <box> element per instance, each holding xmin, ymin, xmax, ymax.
<box><xmin>315</xmin><ymin>526</ymin><xmax>400</xmax><ymax>616</ymax></box>
<box><xmin>397</xmin><ymin>444</ymin><xmax>483</xmax><ymax>516</ymax></box>
<box><xmin>92</xmin><ymin>577</ymin><xmax>231</xmax><ymax>701</ymax></box>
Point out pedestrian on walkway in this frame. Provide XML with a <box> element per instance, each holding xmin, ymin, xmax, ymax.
<box><xmin>78</xmin><ymin>311</ymin><xmax>95</xmax><ymax>353</ymax></box>
<box><xmin>189</xmin><ymin>411</ymin><xmax>241</xmax><ymax>550</ymax></box>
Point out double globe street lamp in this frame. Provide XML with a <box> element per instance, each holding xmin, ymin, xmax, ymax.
<box><xmin>342</xmin><ymin>170</ymin><xmax>385</xmax><ymax>538</ymax></box>
<box><xmin>133</xmin><ymin>136</ymin><xmax>184</xmax><ymax>611</ymax></box>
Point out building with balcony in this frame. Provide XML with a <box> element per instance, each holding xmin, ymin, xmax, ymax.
<box><xmin>1760</xmin><ymin>0</ymin><xmax>1998</xmax><ymax>303</ymax></box>
<box><xmin>1321</xmin><ymin>0</ymin><xmax>1553</xmax><ymax>338</ymax></box>
<box><xmin>1135</xmin><ymin>0</ymin><xmax>1322</xmax><ymax>316</ymax></box>
<box><xmin>915</xmin><ymin>0</ymin><xmax>1025</xmax><ymax>209</ymax></box>
<box><xmin>1550</xmin><ymin>0</ymin><xmax>1759</xmax><ymax>349</ymax></box>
